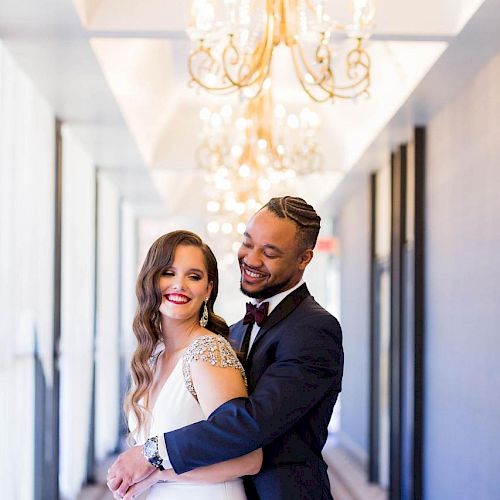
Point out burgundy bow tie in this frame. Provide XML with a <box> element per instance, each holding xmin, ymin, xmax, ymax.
<box><xmin>242</xmin><ymin>302</ymin><xmax>269</xmax><ymax>327</ymax></box>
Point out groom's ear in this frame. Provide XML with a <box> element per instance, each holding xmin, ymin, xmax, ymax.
<box><xmin>298</xmin><ymin>249</ymin><xmax>314</xmax><ymax>271</ymax></box>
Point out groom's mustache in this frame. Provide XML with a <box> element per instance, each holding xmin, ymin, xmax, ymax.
<box><xmin>240</xmin><ymin>262</ymin><xmax>268</xmax><ymax>275</ymax></box>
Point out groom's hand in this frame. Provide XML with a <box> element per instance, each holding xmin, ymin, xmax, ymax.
<box><xmin>107</xmin><ymin>445</ymin><xmax>155</xmax><ymax>497</ymax></box>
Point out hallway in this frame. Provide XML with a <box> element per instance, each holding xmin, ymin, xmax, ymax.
<box><xmin>2</xmin><ymin>1</ymin><xmax>500</xmax><ymax>499</ymax></box>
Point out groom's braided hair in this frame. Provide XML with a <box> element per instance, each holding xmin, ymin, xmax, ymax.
<box><xmin>263</xmin><ymin>196</ymin><xmax>321</xmax><ymax>250</ymax></box>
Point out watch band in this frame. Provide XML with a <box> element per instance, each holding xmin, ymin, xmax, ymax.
<box><xmin>149</xmin><ymin>455</ymin><xmax>165</xmax><ymax>471</ymax></box>
<box><xmin>143</xmin><ymin>436</ymin><xmax>165</xmax><ymax>471</ymax></box>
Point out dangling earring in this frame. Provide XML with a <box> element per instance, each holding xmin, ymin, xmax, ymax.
<box><xmin>200</xmin><ymin>298</ymin><xmax>209</xmax><ymax>327</ymax></box>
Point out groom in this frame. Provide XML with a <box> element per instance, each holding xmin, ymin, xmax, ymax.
<box><xmin>108</xmin><ymin>196</ymin><xmax>343</xmax><ymax>499</ymax></box>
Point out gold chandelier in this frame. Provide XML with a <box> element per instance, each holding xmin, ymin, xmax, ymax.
<box><xmin>197</xmin><ymin>85</ymin><xmax>322</xmax><ymax>244</ymax></box>
<box><xmin>188</xmin><ymin>0</ymin><xmax>375</xmax><ymax>103</ymax></box>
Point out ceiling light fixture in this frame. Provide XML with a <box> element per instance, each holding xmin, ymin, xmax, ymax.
<box><xmin>188</xmin><ymin>0</ymin><xmax>375</xmax><ymax>103</ymax></box>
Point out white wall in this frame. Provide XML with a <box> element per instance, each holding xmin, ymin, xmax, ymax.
<box><xmin>59</xmin><ymin>126</ymin><xmax>96</xmax><ymax>499</ymax></box>
<box><xmin>95</xmin><ymin>171</ymin><xmax>121</xmax><ymax>459</ymax></box>
<box><xmin>120</xmin><ymin>202</ymin><xmax>139</xmax><ymax>367</ymax></box>
<box><xmin>0</xmin><ymin>37</ymin><xmax>148</xmax><ymax>499</ymax></box>
<box><xmin>337</xmin><ymin>177</ymin><xmax>371</xmax><ymax>460</ymax></box>
<box><xmin>0</xmin><ymin>41</ymin><xmax>55</xmax><ymax>499</ymax></box>
<box><xmin>424</xmin><ymin>49</ymin><xmax>500</xmax><ymax>500</ymax></box>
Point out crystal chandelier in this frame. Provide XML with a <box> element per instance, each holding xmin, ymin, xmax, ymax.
<box><xmin>197</xmin><ymin>86</ymin><xmax>322</xmax><ymax>246</ymax></box>
<box><xmin>188</xmin><ymin>0</ymin><xmax>375</xmax><ymax>103</ymax></box>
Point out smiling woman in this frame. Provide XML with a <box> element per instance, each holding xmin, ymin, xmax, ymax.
<box><xmin>117</xmin><ymin>230</ymin><xmax>261</xmax><ymax>499</ymax></box>
<box><xmin>158</xmin><ymin>245</ymin><xmax>213</xmax><ymax>324</ymax></box>
<box><xmin>127</xmin><ymin>231</ymin><xmax>221</xmax><ymax>440</ymax></box>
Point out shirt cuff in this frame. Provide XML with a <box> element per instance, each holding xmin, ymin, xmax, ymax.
<box><xmin>156</xmin><ymin>434</ymin><xmax>172</xmax><ymax>469</ymax></box>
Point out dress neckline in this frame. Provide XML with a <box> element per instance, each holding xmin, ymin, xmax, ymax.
<box><xmin>148</xmin><ymin>351</ymin><xmax>184</xmax><ymax>411</ymax></box>
<box><xmin>148</xmin><ymin>334</ymin><xmax>224</xmax><ymax>410</ymax></box>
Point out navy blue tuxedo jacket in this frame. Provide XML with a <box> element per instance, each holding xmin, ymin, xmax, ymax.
<box><xmin>164</xmin><ymin>284</ymin><xmax>344</xmax><ymax>499</ymax></box>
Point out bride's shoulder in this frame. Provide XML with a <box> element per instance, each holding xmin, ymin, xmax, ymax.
<box><xmin>184</xmin><ymin>333</ymin><xmax>238</xmax><ymax>365</ymax></box>
<box><xmin>183</xmin><ymin>334</ymin><xmax>247</xmax><ymax>399</ymax></box>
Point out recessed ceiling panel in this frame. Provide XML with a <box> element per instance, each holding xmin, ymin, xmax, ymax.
<box><xmin>328</xmin><ymin>0</ymin><xmax>485</xmax><ymax>36</ymax></box>
<box><xmin>73</xmin><ymin>0</ymin><xmax>484</xmax><ymax>37</ymax></box>
<box><xmin>91</xmin><ymin>37</ymin><xmax>181</xmax><ymax>165</ymax></box>
<box><xmin>74</xmin><ymin>0</ymin><xmax>189</xmax><ymax>31</ymax></box>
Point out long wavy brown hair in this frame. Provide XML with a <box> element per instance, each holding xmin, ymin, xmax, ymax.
<box><xmin>124</xmin><ymin>230</ymin><xmax>229</xmax><ymax>437</ymax></box>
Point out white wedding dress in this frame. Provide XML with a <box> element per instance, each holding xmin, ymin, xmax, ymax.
<box><xmin>129</xmin><ymin>334</ymin><xmax>248</xmax><ymax>500</ymax></box>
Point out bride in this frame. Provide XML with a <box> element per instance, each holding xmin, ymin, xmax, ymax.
<box><xmin>118</xmin><ymin>230</ymin><xmax>261</xmax><ymax>499</ymax></box>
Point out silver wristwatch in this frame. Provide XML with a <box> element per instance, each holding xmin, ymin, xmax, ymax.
<box><xmin>143</xmin><ymin>436</ymin><xmax>165</xmax><ymax>471</ymax></box>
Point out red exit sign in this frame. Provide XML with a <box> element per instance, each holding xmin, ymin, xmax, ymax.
<box><xmin>315</xmin><ymin>236</ymin><xmax>338</xmax><ymax>254</ymax></box>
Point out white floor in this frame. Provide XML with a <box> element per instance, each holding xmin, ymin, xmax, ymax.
<box><xmin>323</xmin><ymin>437</ymin><xmax>387</xmax><ymax>500</ymax></box>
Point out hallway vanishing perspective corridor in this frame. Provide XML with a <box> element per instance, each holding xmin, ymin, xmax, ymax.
<box><xmin>1</xmin><ymin>1</ymin><xmax>500</xmax><ymax>499</ymax></box>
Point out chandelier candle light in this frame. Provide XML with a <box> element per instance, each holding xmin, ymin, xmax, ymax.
<box><xmin>188</xmin><ymin>0</ymin><xmax>375</xmax><ymax>102</ymax></box>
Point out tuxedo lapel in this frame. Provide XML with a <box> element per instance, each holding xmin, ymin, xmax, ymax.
<box><xmin>229</xmin><ymin>320</ymin><xmax>248</xmax><ymax>352</ymax></box>
<box><xmin>247</xmin><ymin>284</ymin><xmax>310</xmax><ymax>360</ymax></box>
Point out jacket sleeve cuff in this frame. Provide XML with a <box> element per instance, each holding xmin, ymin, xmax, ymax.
<box><xmin>157</xmin><ymin>434</ymin><xmax>172</xmax><ymax>469</ymax></box>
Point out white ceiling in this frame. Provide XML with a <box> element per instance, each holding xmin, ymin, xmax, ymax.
<box><xmin>0</xmin><ymin>0</ymin><xmax>497</xmax><ymax>222</ymax></box>
<box><xmin>74</xmin><ymin>0</ymin><xmax>482</xmax><ymax>36</ymax></box>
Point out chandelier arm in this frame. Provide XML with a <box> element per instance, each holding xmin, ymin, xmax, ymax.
<box><xmin>329</xmin><ymin>72</ymin><xmax>370</xmax><ymax>98</ymax></box>
<box><xmin>246</xmin><ymin>35</ymin><xmax>274</xmax><ymax>87</ymax></box>
<box><xmin>220</xmin><ymin>36</ymin><xmax>253</xmax><ymax>87</ymax></box>
<box><xmin>289</xmin><ymin>37</ymin><xmax>333</xmax><ymax>90</ymax></box>
<box><xmin>290</xmin><ymin>43</ymin><xmax>335</xmax><ymax>103</ymax></box>
<box><xmin>244</xmin><ymin>0</ymin><xmax>278</xmax><ymax>81</ymax></box>
<box><xmin>220</xmin><ymin>4</ymin><xmax>276</xmax><ymax>91</ymax></box>
<box><xmin>230</xmin><ymin>38</ymin><xmax>272</xmax><ymax>89</ymax></box>
<box><xmin>293</xmin><ymin>37</ymin><xmax>338</xmax><ymax>89</ymax></box>
<box><xmin>188</xmin><ymin>43</ymin><xmax>241</xmax><ymax>92</ymax></box>
<box><xmin>190</xmin><ymin>0</ymin><xmax>279</xmax><ymax>94</ymax></box>
<box><xmin>320</xmin><ymin>39</ymin><xmax>371</xmax><ymax>97</ymax></box>
<box><xmin>332</xmin><ymin>43</ymin><xmax>371</xmax><ymax>94</ymax></box>
<box><xmin>291</xmin><ymin>35</ymin><xmax>371</xmax><ymax>100</ymax></box>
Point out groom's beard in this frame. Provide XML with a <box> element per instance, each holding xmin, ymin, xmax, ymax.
<box><xmin>240</xmin><ymin>278</ymin><xmax>291</xmax><ymax>300</ymax></box>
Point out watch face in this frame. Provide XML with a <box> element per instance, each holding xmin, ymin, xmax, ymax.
<box><xmin>144</xmin><ymin>440</ymin><xmax>157</xmax><ymax>458</ymax></box>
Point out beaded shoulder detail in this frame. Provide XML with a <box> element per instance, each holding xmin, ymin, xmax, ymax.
<box><xmin>182</xmin><ymin>334</ymin><xmax>247</xmax><ymax>398</ymax></box>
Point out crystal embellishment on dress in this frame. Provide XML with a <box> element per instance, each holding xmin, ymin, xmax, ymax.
<box><xmin>183</xmin><ymin>335</ymin><xmax>247</xmax><ymax>398</ymax></box>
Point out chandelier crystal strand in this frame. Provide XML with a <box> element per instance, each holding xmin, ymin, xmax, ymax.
<box><xmin>188</xmin><ymin>0</ymin><xmax>375</xmax><ymax>102</ymax></box>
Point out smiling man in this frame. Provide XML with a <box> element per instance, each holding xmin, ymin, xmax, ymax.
<box><xmin>108</xmin><ymin>196</ymin><xmax>344</xmax><ymax>500</ymax></box>
<box><xmin>239</xmin><ymin>203</ymin><xmax>311</xmax><ymax>298</ymax></box>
